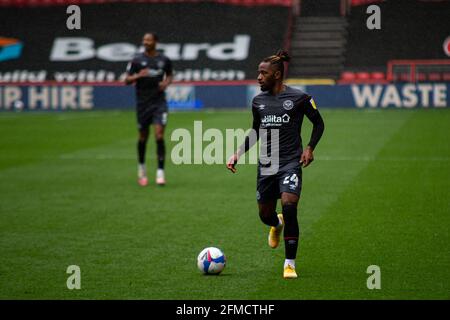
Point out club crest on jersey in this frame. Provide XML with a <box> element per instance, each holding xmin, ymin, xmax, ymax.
<box><xmin>283</xmin><ymin>100</ymin><xmax>294</xmax><ymax>110</ymax></box>
<box><xmin>141</xmin><ymin>62</ymin><xmax>147</xmax><ymax>66</ymax></box>
<box><xmin>157</xmin><ymin>60</ymin><xmax>164</xmax><ymax>69</ymax></box>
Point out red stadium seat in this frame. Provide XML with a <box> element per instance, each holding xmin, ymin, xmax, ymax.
<box><xmin>399</xmin><ymin>73</ymin><xmax>411</xmax><ymax>81</ymax></box>
<box><xmin>443</xmin><ymin>73</ymin><xmax>450</xmax><ymax>81</ymax></box>
<box><xmin>370</xmin><ymin>72</ymin><xmax>385</xmax><ymax>80</ymax></box>
<box><xmin>356</xmin><ymin>72</ymin><xmax>370</xmax><ymax>80</ymax></box>
<box><xmin>351</xmin><ymin>0</ymin><xmax>383</xmax><ymax>6</ymax></box>
<box><xmin>428</xmin><ymin>73</ymin><xmax>441</xmax><ymax>81</ymax></box>
<box><xmin>341</xmin><ymin>71</ymin><xmax>356</xmax><ymax>81</ymax></box>
<box><xmin>417</xmin><ymin>73</ymin><xmax>426</xmax><ymax>81</ymax></box>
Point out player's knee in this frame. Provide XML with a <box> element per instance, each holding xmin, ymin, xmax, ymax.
<box><xmin>259</xmin><ymin>213</ymin><xmax>273</xmax><ymax>226</ymax></box>
<box><xmin>139</xmin><ymin>130</ymin><xmax>149</xmax><ymax>142</ymax></box>
<box><xmin>155</xmin><ymin>128</ymin><xmax>164</xmax><ymax>140</ymax></box>
<box><xmin>258</xmin><ymin>208</ymin><xmax>273</xmax><ymax>225</ymax></box>
<box><xmin>282</xmin><ymin>201</ymin><xmax>297</xmax><ymax>208</ymax></box>
<box><xmin>155</xmin><ymin>127</ymin><xmax>165</xmax><ymax>141</ymax></box>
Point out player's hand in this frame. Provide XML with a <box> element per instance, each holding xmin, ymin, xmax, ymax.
<box><xmin>226</xmin><ymin>153</ymin><xmax>239</xmax><ymax>173</ymax></box>
<box><xmin>300</xmin><ymin>146</ymin><xmax>314</xmax><ymax>168</ymax></box>
<box><xmin>137</xmin><ymin>68</ymin><xmax>150</xmax><ymax>78</ymax></box>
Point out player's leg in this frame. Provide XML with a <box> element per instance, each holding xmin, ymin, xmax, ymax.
<box><xmin>278</xmin><ymin>164</ymin><xmax>302</xmax><ymax>278</ymax></box>
<box><xmin>258</xmin><ymin>200</ymin><xmax>279</xmax><ymax>226</ymax></box>
<box><xmin>137</xmin><ymin>126</ymin><xmax>150</xmax><ymax>186</ymax></box>
<box><xmin>153</xmin><ymin>107</ymin><xmax>168</xmax><ymax>185</ymax></box>
<box><xmin>257</xmin><ymin>168</ymin><xmax>283</xmax><ymax>248</ymax></box>
<box><xmin>280</xmin><ymin>192</ymin><xmax>300</xmax><ymax>279</ymax></box>
<box><xmin>258</xmin><ymin>200</ymin><xmax>284</xmax><ymax>249</ymax></box>
<box><xmin>136</xmin><ymin>105</ymin><xmax>153</xmax><ymax>186</ymax></box>
<box><xmin>154</xmin><ymin>123</ymin><xmax>165</xmax><ymax>185</ymax></box>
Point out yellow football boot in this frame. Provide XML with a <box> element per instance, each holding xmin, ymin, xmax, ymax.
<box><xmin>283</xmin><ymin>264</ymin><xmax>298</xmax><ymax>279</ymax></box>
<box><xmin>268</xmin><ymin>214</ymin><xmax>284</xmax><ymax>248</ymax></box>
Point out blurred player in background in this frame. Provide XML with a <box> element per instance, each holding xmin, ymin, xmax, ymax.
<box><xmin>125</xmin><ymin>32</ymin><xmax>173</xmax><ymax>186</ymax></box>
<box><xmin>227</xmin><ymin>50</ymin><xmax>325</xmax><ymax>279</ymax></box>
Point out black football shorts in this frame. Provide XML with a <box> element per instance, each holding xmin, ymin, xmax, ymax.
<box><xmin>256</xmin><ymin>161</ymin><xmax>302</xmax><ymax>203</ymax></box>
<box><xmin>136</xmin><ymin>100</ymin><xmax>168</xmax><ymax>130</ymax></box>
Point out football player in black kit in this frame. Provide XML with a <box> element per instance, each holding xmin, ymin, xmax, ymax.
<box><xmin>227</xmin><ymin>50</ymin><xmax>324</xmax><ymax>279</ymax></box>
<box><xmin>125</xmin><ymin>32</ymin><xmax>173</xmax><ymax>186</ymax></box>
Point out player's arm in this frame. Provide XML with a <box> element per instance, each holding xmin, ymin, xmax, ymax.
<box><xmin>301</xmin><ymin>97</ymin><xmax>325</xmax><ymax>168</ymax></box>
<box><xmin>158</xmin><ymin>73</ymin><xmax>173</xmax><ymax>91</ymax></box>
<box><xmin>159</xmin><ymin>58</ymin><xmax>174</xmax><ymax>91</ymax></box>
<box><xmin>226</xmin><ymin>106</ymin><xmax>261</xmax><ymax>173</ymax></box>
<box><xmin>124</xmin><ymin>60</ymin><xmax>148</xmax><ymax>85</ymax></box>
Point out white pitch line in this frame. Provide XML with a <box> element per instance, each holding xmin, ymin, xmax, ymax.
<box><xmin>0</xmin><ymin>154</ymin><xmax>446</xmax><ymax>162</ymax></box>
<box><xmin>315</xmin><ymin>156</ymin><xmax>450</xmax><ymax>162</ymax></box>
<box><xmin>56</xmin><ymin>112</ymin><xmax>122</xmax><ymax>121</ymax></box>
<box><xmin>52</xmin><ymin>154</ymin><xmax>450</xmax><ymax>162</ymax></box>
<box><xmin>59</xmin><ymin>154</ymin><xmax>136</xmax><ymax>160</ymax></box>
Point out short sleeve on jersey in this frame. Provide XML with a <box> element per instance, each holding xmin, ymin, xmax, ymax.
<box><xmin>126</xmin><ymin>59</ymin><xmax>138</xmax><ymax>75</ymax></box>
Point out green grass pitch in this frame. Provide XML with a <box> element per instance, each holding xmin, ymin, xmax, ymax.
<box><xmin>0</xmin><ymin>108</ymin><xmax>449</xmax><ymax>299</ymax></box>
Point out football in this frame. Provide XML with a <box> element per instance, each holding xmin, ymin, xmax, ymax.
<box><xmin>197</xmin><ymin>247</ymin><xmax>226</xmax><ymax>275</ymax></box>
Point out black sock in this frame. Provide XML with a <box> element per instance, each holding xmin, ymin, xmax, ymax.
<box><xmin>283</xmin><ymin>204</ymin><xmax>299</xmax><ymax>259</ymax></box>
<box><xmin>259</xmin><ymin>211</ymin><xmax>279</xmax><ymax>227</ymax></box>
<box><xmin>156</xmin><ymin>139</ymin><xmax>165</xmax><ymax>169</ymax></box>
<box><xmin>138</xmin><ymin>140</ymin><xmax>147</xmax><ymax>164</ymax></box>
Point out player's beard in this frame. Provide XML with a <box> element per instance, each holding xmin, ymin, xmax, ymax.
<box><xmin>144</xmin><ymin>43</ymin><xmax>156</xmax><ymax>53</ymax></box>
<box><xmin>260</xmin><ymin>78</ymin><xmax>275</xmax><ymax>92</ymax></box>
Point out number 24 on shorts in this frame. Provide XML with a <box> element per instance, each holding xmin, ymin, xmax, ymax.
<box><xmin>283</xmin><ymin>174</ymin><xmax>299</xmax><ymax>188</ymax></box>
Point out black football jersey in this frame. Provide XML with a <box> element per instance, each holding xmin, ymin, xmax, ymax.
<box><xmin>251</xmin><ymin>86</ymin><xmax>322</xmax><ymax>164</ymax></box>
<box><xmin>126</xmin><ymin>52</ymin><xmax>173</xmax><ymax>104</ymax></box>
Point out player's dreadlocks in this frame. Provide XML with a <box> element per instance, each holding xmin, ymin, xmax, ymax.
<box><xmin>262</xmin><ymin>50</ymin><xmax>291</xmax><ymax>77</ymax></box>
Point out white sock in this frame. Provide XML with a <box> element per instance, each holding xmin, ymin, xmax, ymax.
<box><xmin>284</xmin><ymin>259</ymin><xmax>295</xmax><ymax>269</ymax></box>
<box><xmin>138</xmin><ymin>164</ymin><xmax>146</xmax><ymax>177</ymax></box>
<box><xmin>275</xmin><ymin>216</ymin><xmax>283</xmax><ymax>228</ymax></box>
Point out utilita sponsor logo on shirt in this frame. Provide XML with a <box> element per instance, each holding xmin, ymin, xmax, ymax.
<box><xmin>261</xmin><ymin>114</ymin><xmax>290</xmax><ymax>127</ymax></box>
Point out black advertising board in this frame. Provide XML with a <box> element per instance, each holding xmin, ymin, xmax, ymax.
<box><xmin>0</xmin><ymin>2</ymin><xmax>290</xmax><ymax>82</ymax></box>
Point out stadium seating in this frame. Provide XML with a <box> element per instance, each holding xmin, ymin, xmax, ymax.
<box><xmin>338</xmin><ymin>71</ymin><xmax>388</xmax><ymax>83</ymax></box>
<box><xmin>350</xmin><ymin>0</ymin><xmax>383</xmax><ymax>6</ymax></box>
<box><xmin>2</xmin><ymin>0</ymin><xmax>449</xmax><ymax>85</ymax></box>
<box><xmin>288</xmin><ymin>0</ymin><xmax>450</xmax><ymax>83</ymax></box>
<box><xmin>0</xmin><ymin>0</ymin><xmax>293</xmax><ymax>6</ymax></box>
<box><xmin>0</xmin><ymin>0</ymin><xmax>291</xmax><ymax>84</ymax></box>
<box><xmin>344</xmin><ymin>0</ymin><xmax>449</xmax><ymax>83</ymax></box>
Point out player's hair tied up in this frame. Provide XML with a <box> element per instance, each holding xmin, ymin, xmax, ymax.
<box><xmin>275</xmin><ymin>50</ymin><xmax>291</xmax><ymax>63</ymax></box>
<box><xmin>264</xmin><ymin>50</ymin><xmax>291</xmax><ymax>64</ymax></box>
<box><xmin>262</xmin><ymin>50</ymin><xmax>290</xmax><ymax>76</ymax></box>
